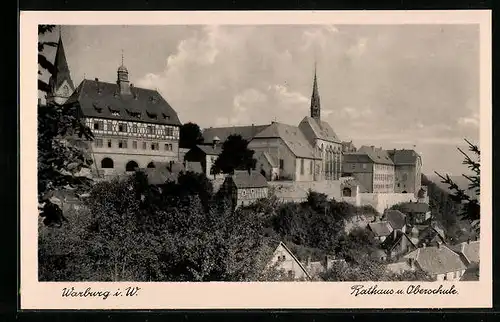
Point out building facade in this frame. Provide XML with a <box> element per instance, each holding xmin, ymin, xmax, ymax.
<box><xmin>48</xmin><ymin>36</ymin><xmax>182</xmax><ymax>177</ymax></box>
<box><xmin>388</xmin><ymin>149</ymin><xmax>423</xmax><ymax>194</ymax></box>
<box><xmin>221</xmin><ymin>170</ymin><xmax>269</xmax><ymax>208</ymax></box>
<box><xmin>342</xmin><ymin>146</ymin><xmax>396</xmax><ymax>193</ymax></box>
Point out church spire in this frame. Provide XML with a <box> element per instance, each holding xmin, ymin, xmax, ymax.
<box><xmin>310</xmin><ymin>62</ymin><xmax>321</xmax><ymax>121</ymax></box>
<box><xmin>47</xmin><ymin>27</ymin><xmax>74</xmax><ymax>105</ymax></box>
<box><xmin>117</xmin><ymin>49</ymin><xmax>131</xmax><ymax>95</ymax></box>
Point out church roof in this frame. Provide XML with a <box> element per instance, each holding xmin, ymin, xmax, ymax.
<box><xmin>49</xmin><ymin>35</ymin><xmax>74</xmax><ymax>91</ymax></box>
<box><xmin>356</xmin><ymin>146</ymin><xmax>394</xmax><ymax>165</ymax></box>
<box><xmin>299</xmin><ymin>116</ymin><xmax>341</xmax><ymax>143</ymax></box>
<box><xmin>202</xmin><ymin>124</ymin><xmax>270</xmax><ymax>144</ymax></box>
<box><xmin>405</xmin><ymin>245</ymin><xmax>467</xmax><ymax>275</ymax></box>
<box><xmin>65</xmin><ymin>79</ymin><xmax>182</xmax><ymax>126</ymax></box>
<box><xmin>195</xmin><ymin>144</ymin><xmax>223</xmax><ymax>156</ymax></box>
<box><xmin>253</xmin><ymin>122</ymin><xmax>321</xmax><ymax>160</ymax></box>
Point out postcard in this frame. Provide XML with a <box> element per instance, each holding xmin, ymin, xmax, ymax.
<box><xmin>20</xmin><ymin>10</ymin><xmax>491</xmax><ymax>309</ymax></box>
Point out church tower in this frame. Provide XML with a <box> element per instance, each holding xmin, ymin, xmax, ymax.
<box><xmin>310</xmin><ymin>64</ymin><xmax>321</xmax><ymax>121</ymax></box>
<box><xmin>46</xmin><ymin>29</ymin><xmax>75</xmax><ymax>105</ymax></box>
<box><xmin>117</xmin><ymin>51</ymin><xmax>131</xmax><ymax>95</ymax></box>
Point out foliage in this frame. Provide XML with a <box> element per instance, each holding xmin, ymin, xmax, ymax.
<box><xmin>179</xmin><ymin>122</ymin><xmax>204</xmax><ymax>149</ymax></box>
<box><xmin>213</xmin><ymin>134</ymin><xmax>256</xmax><ymax>174</ymax></box>
<box><xmin>435</xmin><ymin>139</ymin><xmax>480</xmax><ymax>221</ymax></box>
<box><xmin>38</xmin><ymin>25</ymin><xmax>94</xmax><ymax>226</ymax></box>
<box><xmin>335</xmin><ymin>227</ymin><xmax>379</xmax><ymax>265</ymax></box>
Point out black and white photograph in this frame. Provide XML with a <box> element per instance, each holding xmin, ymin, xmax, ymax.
<box><xmin>21</xmin><ymin>10</ymin><xmax>491</xmax><ymax>309</ymax></box>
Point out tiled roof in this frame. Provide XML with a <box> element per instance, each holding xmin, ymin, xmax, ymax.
<box><xmin>387</xmin><ymin>149</ymin><xmax>420</xmax><ymax>165</ymax></box>
<box><xmin>342</xmin><ymin>153</ymin><xmax>373</xmax><ymax>164</ymax></box>
<box><xmin>299</xmin><ymin>116</ymin><xmax>341</xmax><ymax>143</ymax></box>
<box><xmin>231</xmin><ymin>170</ymin><xmax>268</xmax><ymax>189</ymax></box>
<box><xmin>196</xmin><ymin>144</ymin><xmax>223</xmax><ymax>156</ymax></box>
<box><xmin>65</xmin><ymin>79</ymin><xmax>182</xmax><ymax>126</ymax></box>
<box><xmin>202</xmin><ymin>124</ymin><xmax>270</xmax><ymax>144</ymax></box>
<box><xmin>368</xmin><ymin>221</ymin><xmax>393</xmax><ymax>237</ymax></box>
<box><xmin>450</xmin><ymin>240</ymin><xmax>480</xmax><ymax>264</ymax></box>
<box><xmin>460</xmin><ymin>262</ymin><xmax>479</xmax><ymax>281</ymax></box>
<box><xmin>253</xmin><ymin>122</ymin><xmax>321</xmax><ymax>159</ymax></box>
<box><xmin>405</xmin><ymin>245</ymin><xmax>467</xmax><ymax>275</ymax></box>
<box><xmin>400</xmin><ymin>202</ymin><xmax>429</xmax><ymax>214</ymax></box>
<box><xmin>141</xmin><ymin>162</ymin><xmax>184</xmax><ymax>185</ymax></box>
<box><xmin>384</xmin><ymin>210</ymin><xmax>407</xmax><ymax>230</ymax></box>
<box><xmin>416</xmin><ymin>226</ymin><xmax>445</xmax><ymax>247</ymax></box>
<box><xmin>357</xmin><ymin>146</ymin><xmax>394</xmax><ymax>165</ymax></box>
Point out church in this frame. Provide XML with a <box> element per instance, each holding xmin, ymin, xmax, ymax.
<box><xmin>45</xmin><ymin>34</ymin><xmax>182</xmax><ymax>178</ymax></box>
<box><xmin>200</xmin><ymin>67</ymin><xmax>348</xmax><ymax>182</ymax></box>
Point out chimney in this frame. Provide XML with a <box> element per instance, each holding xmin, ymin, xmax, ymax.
<box><xmin>370</xmin><ymin>145</ymin><xmax>375</xmax><ymax>150</ymax></box>
<box><xmin>437</xmin><ymin>241</ymin><xmax>441</xmax><ymax>249</ymax></box>
<box><xmin>306</xmin><ymin>256</ymin><xmax>311</xmax><ymax>267</ymax></box>
<box><xmin>393</xmin><ymin>229</ymin><xmax>397</xmax><ymax>239</ymax></box>
<box><xmin>407</xmin><ymin>257</ymin><xmax>414</xmax><ymax>268</ymax></box>
<box><xmin>95</xmin><ymin>78</ymin><xmax>99</xmax><ymax>82</ymax></box>
<box><xmin>467</xmin><ymin>238</ymin><xmax>471</xmax><ymax>244</ymax></box>
<box><xmin>325</xmin><ymin>255</ymin><xmax>333</xmax><ymax>270</ymax></box>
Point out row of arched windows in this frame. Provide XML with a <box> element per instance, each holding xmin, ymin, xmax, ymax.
<box><xmin>100</xmin><ymin>157</ymin><xmax>156</xmax><ymax>171</ymax></box>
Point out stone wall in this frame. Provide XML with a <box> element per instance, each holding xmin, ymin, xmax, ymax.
<box><xmin>269</xmin><ymin>180</ymin><xmax>341</xmax><ymax>203</ymax></box>
<box><xmin>359</xmin><ymin>192</ymin><xmax>417</xmax><ymax>214</ymax></box>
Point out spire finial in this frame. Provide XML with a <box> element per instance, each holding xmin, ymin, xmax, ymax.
<box><xmin>58</xmin><ymin>25</ymin><xmax>62</xmax><ymax>38</ymax></box>
<box><xmin>121</xmin><ymin>49</ymin><xmax>124</xmax><ymax>66</ymax></box>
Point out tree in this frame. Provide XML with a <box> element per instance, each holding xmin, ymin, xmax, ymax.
<box><xmin>213</xmin><ymin>134</ymin><xmax>256</xmax><ymax>174</ymax></box>
<box><xmin>179</xmin><ymin>122</ymin><xmax>203</xmax><ymax>149</ymax></box>
<box><xmin>38</xmin><ymin>25</ymin><xmax>94</xmax><ymax>226</ymax></box>
<box><xmin>435</xmin><ymin>139</ymin><xmax>480</xmax><ymax>221</ymax></box>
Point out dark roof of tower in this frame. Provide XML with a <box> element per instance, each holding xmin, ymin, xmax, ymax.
<box><xmin>49</xmin><ymin>35</ymin><xmax>74</xmax><ymax>90</ymax></box>
<box><xmin>65</xmin><ymin>79</ymin><xmax>182</xmax><ymax>126</ymax></box>
<box><xmin>310</xmin><ymin>68</ymin><xmax>320</xmax><ymax>112</ymax></box>
<box><xmin>387</xmin><ymin>149</ymin><xmax>420</xmax><ymax>165</ymax></box>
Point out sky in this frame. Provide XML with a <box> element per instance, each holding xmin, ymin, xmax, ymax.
<box><xmin>39</xmin><ymin>24</ymin><xmax>480</xmax><ymax>176</ymax></box>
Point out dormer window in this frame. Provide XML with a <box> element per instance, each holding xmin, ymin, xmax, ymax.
<box><xmin>162</xmin><ymin>113</ymin><xmax>170</xmax><ymax>120</ymax></box>
<box><xmin>126</xmin><ymin>109</ymin><xmax>141</xmax><ymax>119</ymax></box>
<box><xmin>147</xmin><ymin>111</ymin><xmax>157</xmax><ymax>120</ymax></box>
<box><xmin>93</xmin><ymin>103</ymin><xmax>103</xmax><ymax>113</ymax></box>
<box><xmin>109</xmin><ymin>106</ymin><xmax>120</xmax><ymax>116</ymax></box>
<box><xmin>149</xmin><ymin>96</ymin><xmax>158</xmax><ymax>104</ymax></box>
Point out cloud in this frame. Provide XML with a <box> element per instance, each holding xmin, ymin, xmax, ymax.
<box><xmin>458</xmin><ymin>113</ymin><xmax>479</xmax><ymax>127</ymax></box>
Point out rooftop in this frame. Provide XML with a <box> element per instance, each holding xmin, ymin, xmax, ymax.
<box><xmin>384</xmin><ymin>210</ymin><xmax>407</xmax><ymax>230</ymax></box>
<box><xmin>405</xmin><ymin>244</ymin><xmax>467</xmax><ymax>275</ymax></box>
<box><xmin>202</xmin><ymin>124</ymin><xmax>270</xmax><ymax>144</ymax></box>
<box><xmin>368</xmin><ymin>221</ymin><xmax>393</xmax><ymax>237</ymax></box>
<box><xmin>231</xmin><ymin>170</ymin><xmax>268</xmax><ymax>189</ymax></box>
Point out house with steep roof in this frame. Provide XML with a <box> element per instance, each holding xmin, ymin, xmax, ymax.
<box><xmin>343</xmin><ymin>146</ymin><xmax>396</xmax><ymax>193</ymax></box>
<box><xmin>450</xmin><ymin>240</ymin><xmax>480</xmax><ymax>266</ymax></box>
<box><xmin>399</xmin><ymin>201</ymin><xmax>431</xmax><ymax>224</ymax></box>
<box><xmin>254</xmin><ymin>151</ymin><xmax>280</xmax><ymax>181</ymax></box>
<box><xmin>404</xmin><ymin>243</ymin><xmax>467</xmax><ymax>281</ymax></box>
<box><xmin>263</xmin><ymin>240</ymin><xmax>312</xmax><ymax>281</ymax></box>
<box><xmin>248</xmin><ymin>121</ymin><xmax>322</xmax><ymax>181</ymax></box>
<box><xmin>140</xmin><ymin>161</ymin><xmax>185</xmax><ymax>186</ymax></box>
<box><xmin>383</xmin><ymin>210</ymin><xmax>407</xmax><ymax>233</ymax></box>
<box><xmin>50</xmin><ymin>35</ymin><xmax>182</xmax><ymax>177</ymax></box>
<box><xmin>184</xmin><ymin>140</ymin><xmax>224</xmax><ymax>178</ymax></box>
<box><xmin>380</xmin><ymin>230</ymin><xmax>417</xmax><ymax>260</ymax></box>
<box><xmin>387</xmin><ymin>149</ymin><xmax>423</xmax><ymax>194</ymax></box>
<box><xmin>367</xmin><ymin>220</ymin><xmax>394</xmax><ymax>242</ymax></box>
<box><xmin>221</xmin><ymin>170</ymin><xmax>269</xmax><ymax>208</ymax></box>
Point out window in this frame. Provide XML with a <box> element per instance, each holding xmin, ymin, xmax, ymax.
<box><xmin>300</xmin><ymin>159</ymin><xmax>304</xmax><ymax>175</ymax></box>
<box><xmin>362</xmin><ymin>164</ymin><xmax>367</xmax><ymax>169</ymax></box>
<box><xmin>118</xmin><ymin>123</ymin><xmax>127</xmax><ymax>132</ymax></box>
<box><xmin>310</xmin><ymin>160</ymin><xmax>313</xmax><ymax>175</ymax></box>
<box><xmin>151</xmin><ymin>142</ymin><xmax>159</xmax><ymax>150</ymax></box>
<box><xmin>166</xmin><ymin>127</ymin><xmax>173</xmax><ymax>137</ymax></box>
<box><xmin>107</xmin><ymin>122</ymin><xmax>113</xmax><ymax>131</ymax></box>
<box><xmin>164</xmin><ymin>144</ymin><xmax>170</xmax><ymax>151</ymax></box>
<box><xmin>131</xmin><ymin>124</ymin><xmax>138</xmax><ymax>133</ymax></box>
<box><xmin>142</xmin><ymin>142</ymin><xmax>147</xmax><ymax>150</ymax></box>
<box><xmin>118</xmin><ymin>140</ymin><xmax>127</xmax><ymax>149</ymax></box>
<box><xmin>93</xmin><ymin>122</ymin><xmax>99</xmax><ymax>130</ymax></box>
<box><xmin>287</xmin><ymin>270</ymin><xmax>295</xmax><ymax>279</ymax></box>
<box><xmin>147</xmin><ymin>162</ymin><xmax>155</xmax><ymax>168</ymax></box>
<box><xmin>125</xmin><ymin>161</ymin><xmax>138</xmax><ymax>172</ymax></box>
<box><xmin>132</xmin><ymin>141</ymin><xmax>137</xmax><ymax>149</ymax></box>
<box><xmin>147</xmin><ymin>126</ymin><xmax>155</xmax><ymax>134</ymax></box>
<box><xmin>107</xmin><ymin>139</ymin><xmax>112</xmax><ymax>148</ymax></box>
<box><xmin>279</xmin><ymin>159</ymin><xmax>284</xmax><ymax>170</ymax></box>
<box><xmin>95</xmin><ymin>139</ymin><xmax>103</xmax><ymax>148</ymax></box>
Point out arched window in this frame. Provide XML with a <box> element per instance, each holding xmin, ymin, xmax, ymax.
<box><xmin>342</xmin><ymin>187</ymin><xmax>352</xmax><ymax>197</ymax></box>
<box><xmin>101</xmin><ymin>157</ymin><xmax>114</xmax><ymax>169</ymax></box>
<box><xmin>126</xmin><ymin>160</ymin><xmax>139</xmax><ymax>172</ymax></box>
<box><xmin>147</xmin><ymin>162</ymin><xmax>155</xmax><ymax>168</ymax></box>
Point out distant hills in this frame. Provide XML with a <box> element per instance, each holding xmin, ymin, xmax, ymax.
<box><xmin>425</xmin><ymin>174</ymin><xmax>478</xmax><ymax>199</ymax></box>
